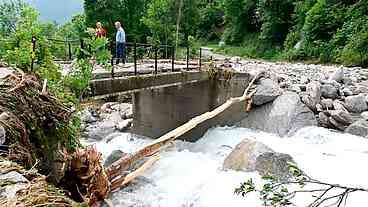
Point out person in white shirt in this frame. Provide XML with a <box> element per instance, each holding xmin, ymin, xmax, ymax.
<box><xmin>115</xmin><ymin>21</ymin><xmax>126</xmax><ymax>65</ymax></box>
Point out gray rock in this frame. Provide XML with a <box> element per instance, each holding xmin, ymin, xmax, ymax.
<box><xmin>0</xmin><ymin>126</ymin><xmax>5</xmax><ymax>145</ymax></box>
<box><xmin>329</xmin><ymin>68</ymin><xmax>344</xmax><ymax>83</ymax></box>
<box><xmin>238</xmin><ymin>92</ymin><xmax>317</xmax><ymax>136</ymax></box>
<box><xmin>342</xmin><ymin>88</ymin><xmax>353</xmax><ymax>96</ymax></box>
<box><xmin>115</xmin><ymin>119</ymin><xmax>133</xmax><ymax>132</ymax></box>
<box><xmin>223</xmin><ymin>138</ymin><xmax>273</xmax><ymax>172</ymax></box>
<box><xmin>329</xmin><ymin>117</ymin><xmax>347</xmax><ymax>131</ymax></box>
<box><xmin>321</xmin><ymin>84</ymin><xmax>339</xmax><ymax>99</ymax></box>
<box><xmin>255</xmin><ymin>152</ymin><xmax>296</xmax><ymax>181</ymax></box>
<box><xmin>344</xmin><ymin>94</ymin><xmax>368</xmax><ymax>113</ymax></box>
<box><xmin>303</xmin><ymin>81</ymin><xmax>321</xmax><ymax>111</ymax></box>
<box><xmin>104</xmin><ymin>150</ymin><xmax>128</xmax><ymax>167</ymax></box>
<box><xmin>253</xmin><ymin>79</ymin><xmax>283</xmax><ymax>106</ymax></box>
<box><xmin>361</xmin><ymin>112</ymin><xmax>368</xmax><ymax>120</ymax></box>
<box><xmin>80</xmin><ymin>108</ymin><xmax>98</xmax><ymax>123</ymax></box>
<box><xmin>333</xmin><ymin>100</ymin><xmax>348</xmax><ymax>112</ymax></box>
<box><xmin>343</xmin><ymin>77</ymin><xmax>352</xmax><ymax>85</ymax></box>
<box><xmin>318</xmin><ymin>112</ymin><xmax>332</xmax><ymax>128</ymax></box>
<box><xmin>345</xmin><ymin>120</ymin><xmax>368</xmax><ymax>137</ymax></box>
<box><xmin>330</xmin><ymin>110</ymin><xmax>353</xmax><ymax>126</ymax></box>
<box><xmin>321</xmin><ymin>99</ymin><xmax>333</xmax><ymax>109</ymax></box>
<box><xmin>0</xmin><ymin>171</ymin><xmax>28</xmax><ymax>183</ymax></box>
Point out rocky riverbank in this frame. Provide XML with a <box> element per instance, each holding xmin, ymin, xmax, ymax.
<box><xmin>212</xmin><ymin>58</ymin><xmax>368</xmax><ymax>138</ymax></box>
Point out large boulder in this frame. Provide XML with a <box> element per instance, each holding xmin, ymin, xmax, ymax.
<box><xmin>344</xmin><ymin>94</ymin><xmax>368</xmax><ymax>113</ymax></box>
<box><xmin>321</xmin><ymin>84</ymin><xmax>339</xmax><ymax>99</ymax></box>
<box><xmin>345</xmin><ymin>120</ymin><xmax>368</xmax><ymax>138</ymax></box>
<box><xmin>329</xmin><ymin>110</ymin><xmax>353</xmax><ymax>130</ymax></box>
<box><xmin>253</xmin><ymin>79</ymin><xmax>283</xmax><ymax>106</ymax></box>
<box><xmin>255</xmin><ymin>152</ymin><xmax>296</xmax><ymax>181</ymax></box>
<box><xmin>238</xmin><ymin>92</ymin><xmax>317</xmax><ymax>136</ymax></box>
<box><xmin>223</xmin><ymin>138</ymin><xmax>273</xmax><ymax>171</ymax></box>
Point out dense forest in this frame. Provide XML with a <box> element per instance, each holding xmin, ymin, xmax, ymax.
<box><xmin>83</xmin><ymin>0</ymin><xmax>368</xmax><ymax>66</ymax></box>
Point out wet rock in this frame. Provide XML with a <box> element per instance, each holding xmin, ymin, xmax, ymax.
<box><xmin>321</xmin><ymin>84</ymin><xmax>338</xmax><ymax>99</ymax></box>
<box><xmin>344</xmin><ymin>94</ymin><xmax>368</xmax><ymax>113</ymax></box>
<box><xmin>238</xmin><ymin>92</ymin><xmax>317</xmax><ymax>136</ymax></box>
<box><xmin>101</xmin><ymin>102</ymin><xmax>117</xmax><ymax>113</ymax></box>
<box><xmin>321</xmin><ymin>99</ymin><xmax>333</xmax><ymax>109</ymax></box>
<box><xmin>329</xmin><ymin>67</ymin><xmax>344</xmax><ymax>83</ymax></box>
<box><xmin>104</xmin><ymin>150</ymin><xmax>128</xmax><ymax>167</ymax></box>
<box><xmin>0</xmin><ymin>125</ymin><xmax>5</xmax><ymax>145</ymax></box>
<box><xmin>223</xmin><ymin>138</ymin><xmax>273</xmax><ymax>171</ymax></box>
<box><xmin>345</xmin><ymin>120</ymin><xmax>368</xmax><ymax>137</ymax></box>
<box><xmin>0</xmin><ymin>183</ymin><xmax>26</xmax><ymax>200</ymax></box>
<box><xmin>330</xmin><ymin>110</ymin><xmax>353</xmax><ymax>125</ymax></box>
<box><xmin>255</xmin><ymin>152</ymin><xmax>296</xmax><ymax>181</ymax></box>
<box><xmin>253</xmin><ymin>79</ymin><xmax>283</xmax><ymax>106</ymax></box>
<box><xmin>318</xmin><ymin>112</ymin><xmax>332</xmax><ymax>128</ymax></box>
<box><xmin>116</xmin><ymin>119</ymin><xmax>133</xmax><ymax>132</ymax></box>
<box><xmin>329</xmin><ymin>117</ymin><xmax>348</xmax><ymax>131</ymax></box>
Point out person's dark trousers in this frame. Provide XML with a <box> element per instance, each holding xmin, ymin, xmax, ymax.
<box><xmin>116</xmin><ymin>42</ymin><xmax>126</xmax><ymax>64</ymax></box>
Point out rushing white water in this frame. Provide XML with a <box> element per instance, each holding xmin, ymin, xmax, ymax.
<box><xmin>90</xmin><ymin>126</ymin><xmax>368</xmax><ymax>207</ymax></box>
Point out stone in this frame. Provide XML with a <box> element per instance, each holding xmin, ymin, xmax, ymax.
<box><xmin>329</xmin><ymin>67</ymin><xmax>344</xmax><ymax>83</ymax></box>
<box><xmin>345</xmin><ymin>120</ymin><xmax>368</xmax><ymax>137</ymax></box>
<box><xmin>0</xmin><ymin>171</ymin><xmax>28</xmax><ymax>183</ymax></box>
<box><xmin>330</xmin><ymin>110</ymin><xmax>353</xmax><ymax>125</ymax></box>
<box><xmin>303</xmin><ymin>81</ymin><xmax>321</xmax><ymax>111</ymax></box>
<box><xmin>255</xmin><ymin>152</ymin><xmax>296</xmax><ymax>181</ymax></box>
<box><xmin>316</xmin><ymin>104</ymin><xmax>323</xmax><ymax>112</ymax></box>
<box><xmin>0</xmin><ymin>126</ymin><xmax>5</xmax><ymax>145</ymax></box>
<box><xmin>342</xmin><ymin>88</ymin><xmax>353</xmax><ymax>96</ymax></box>
<box><xmin>238</xmin><ymin>92</ymin><xmax>317</xmax><ymax>136</ymax></box>
<box><xmin>321</xmin><ymin>84</ymin><xmax>339</xmax><ymax>99</ymax></box>
<box><xmin>318</xmin><ymin>112</ymin><xmax>332</xmax><ymax>128</ymax></box>
<box><xmin>361</xmin><ymin>112</ymin><xmax>368</xmax><ymax>120</ymax></box>
<box><xmin>115</xmin><ymin>119</ymin><xmax>133</xmax><ymax>132</ymax></box>
<box><xmin>80</xmin><ymin>108</ymin><xmax>98</xmax><ymax>123</ymax></box>
<box><xmin>329</xmin><ymin>117</ymin><xmax>348</xmax><ymax>131</ymax></box>
<box><xmin>101</xmin><ymin>102</ymin><xmax>117</xmax><ymax>113</ymax></box>
<box><xmin>223</xmin><ymin>138</ymin><xmax>274</xmax><ymax>172</ymax></box>
<box><xmin>321</xmin><ymin>99</ymin><xmax>333</xmax><ymax>109</ymax></box>
<box><xmin>104</xmin><ymin>150</ymin><xmax>128</xmax><ymax>167</ymax></box>
<box><xmin>344</xmin><ymin>94</ymin><xmax>368</xmax><ymax>113</ymax></box>
<box><xmin>333</xmin><ymin>100</ymin><xmax>348</xmax><ymax>112</ymax></box>
<box><xmin>253</xmin><ymin>79</ymin><xmax>283</xmax><ymax>106</ymax></box>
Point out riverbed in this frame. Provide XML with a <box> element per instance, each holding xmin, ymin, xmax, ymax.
<box><xmin>86</xmin><ymin>126</ymin><xmax>368</xmax><ymax>207</ymax></box>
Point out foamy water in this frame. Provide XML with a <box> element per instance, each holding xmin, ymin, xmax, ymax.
<box><xmin>89</xmin><ymin>126</ymin><xmax>368</xmax><ymax>207</ymax></box>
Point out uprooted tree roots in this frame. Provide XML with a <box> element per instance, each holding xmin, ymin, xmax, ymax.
<box><xmin>0</xmin><ymin>70</ymin><xmax>108</xmax><ymax>205</ymax></box>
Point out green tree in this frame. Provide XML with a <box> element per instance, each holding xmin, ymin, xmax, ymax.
<box><xmin>0</xmin><ymin>0</ymin><xmax>26</xmax><ymax>36</ymax></box>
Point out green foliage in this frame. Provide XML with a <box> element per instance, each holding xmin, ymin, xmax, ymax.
<box><xmin>197</xmin><ymin>2</ymin><xmax>224</xmax><ymax>41</ymax></box>
<box><xmin>0</xmin><ymin>0</ymin><xmax>26</xmax><ymax>35</ymax></box>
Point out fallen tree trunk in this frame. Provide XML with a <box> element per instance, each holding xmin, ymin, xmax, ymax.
<box><xmin>106</xmin><ymin>72</ymin><xmax>261</xmax><ymax>182</ymax></box>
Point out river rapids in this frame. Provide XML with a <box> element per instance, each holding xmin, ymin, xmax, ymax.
<box><xmin>88</xmin><ymin>126</ymin><xmax>368</xmax><ymax>207</ymax></box>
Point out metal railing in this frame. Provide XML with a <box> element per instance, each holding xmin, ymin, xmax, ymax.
<box><xmin>0</xmin><ymin>37</ymin><xmax>205</xmax><ymax>76</ymax></box>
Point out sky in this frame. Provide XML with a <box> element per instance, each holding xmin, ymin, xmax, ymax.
<box><xmin>24</xmin><ymin>0</ymin><xmax>83</xmax><ymax>24</ymax></box>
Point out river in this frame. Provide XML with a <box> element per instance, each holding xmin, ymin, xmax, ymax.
<box><xmin>87</xmin><ymin>126</ymin><xmax>368</xmax><ymax>207</ymax></box>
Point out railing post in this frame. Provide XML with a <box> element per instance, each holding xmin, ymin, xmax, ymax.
<box><xmin>134</xmin><ymin>41</ymin><xmax>137</xmax><ymax>76</ymax></box>
<box><xmin>68</xmin><ymin>42</ymin><xmax>72</xmax><ymax>60</ymax></box>
<box><xmin>154</xmin><ymin>46</ymin><xmax>158</xmax><ymax>75</ymax></box>
<box><xmin>186</xmin><ymin>45</ymin><xmax>189</xmax><ymax>71</ymax></box>
<box><xmin>80</xmin><ymin>39</ymin><xmax>84</xmax><ymax>59</ymax></box>
<box><xmin>171</xmin><ymin>46</ymin><xmax>175</xmax><ymax>72</ymax></box>
<box><xmin>199</xmin><ymin>47</ymin><xmax>202</xmax><ymax>71</ymax></box>
<box><xmin>31</xmin><ymin>36</ymin><xmax>36</xmax><ymax>72</ymax></box>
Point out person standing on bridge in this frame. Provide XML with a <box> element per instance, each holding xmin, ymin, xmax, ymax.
<box><xmin>115</xmin><ymin>21</ymin><xmax>126</xmax><ymax>65</ymax></box>
<box><xmin>95</xmin><ymin>22</ymin><xmax>107</xmax><ymax>38</ymax></box>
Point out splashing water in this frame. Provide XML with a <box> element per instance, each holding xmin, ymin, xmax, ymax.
<box><xmin>90</xmin><ymin>126</ymin><xmax>368</xmax><ymax>207</ymax></box>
